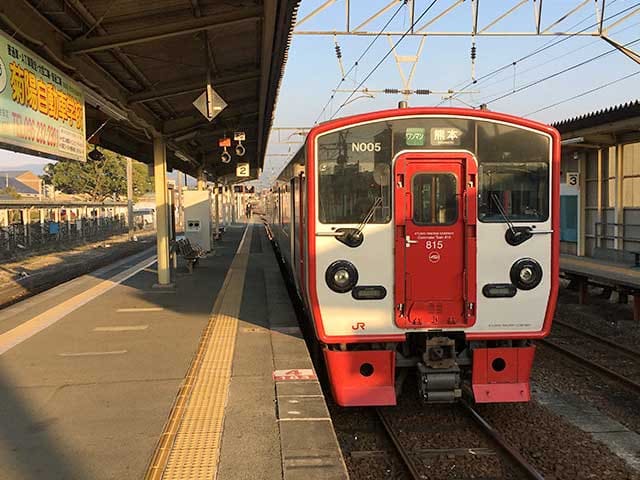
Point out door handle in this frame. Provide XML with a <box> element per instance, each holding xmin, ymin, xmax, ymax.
<box><xmin>405</xmin><ymin>235</ymin><xmax>418</xmax><ymax>247</ymax></box>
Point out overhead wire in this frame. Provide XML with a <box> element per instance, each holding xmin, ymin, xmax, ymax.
<box><xmin>525</xmin><ymin>69</ymin><xmax>640</xmax><ymax>116</ymax></box>
<box><xmin>439</xmin><ymin>0</ymin><xmax>640</xmax><ymax>106</ymax></box>
<box><xmin>475</xmin><ymin>19</ymin><xmax>640</xmax><ymax>93</ymax></box>
<box><xmin>331</xmin><ymin>0</ymin><xmax>441</xmax><ymax>120</ymax></box>
<box><xmin>479</xmin><ymin>36</ymin><xmax>640</xmax><ymax>106</ymax></box>
<box><xmin>313</xmin><ymin>0</ymin><xmax>407</xmax><ymax>125</ymax></box>
<box><xmin>449</xmin><ymin>0</ymin><xmax>620</xmax><ymax>91</ymax></box>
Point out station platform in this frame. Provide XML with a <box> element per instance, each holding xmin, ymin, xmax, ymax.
<box><xmin>561</xmin><ymin>254</ymin><xmax>640</xmax><ymax>289</ymax></box>
<box><xmin>0</xmin><ymin>221</ymin><xmax>348</xmax><ymax>480</ymax></box>
<box><xmin>560</xmin><ymin>253</ymin><xmax>640</xmax><ymax>319</ymax></box>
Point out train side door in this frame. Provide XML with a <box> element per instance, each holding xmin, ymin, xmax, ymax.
<box><xmin>394</xmin><ymin>153</ymin><xmax>477</xmax><ymax>329</ymax></box>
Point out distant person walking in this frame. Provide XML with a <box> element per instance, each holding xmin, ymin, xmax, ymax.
<box><xmin>245</xmin><ymin>203</ymin><xmax>252</xmax><ymax>219</ymax></box>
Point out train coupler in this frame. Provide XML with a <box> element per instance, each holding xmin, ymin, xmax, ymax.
<box><xmin>417</xmin><ymin>363</ymin><xmax>462</xmax><ymax>403</ymax></box>
<box><xmin>417</xmin><ymin>336</ymin><xmax>462</xmax><ymax>403</ymax></box>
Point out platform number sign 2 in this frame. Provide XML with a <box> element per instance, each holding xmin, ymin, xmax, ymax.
<box><xmin>236</xmin><ymin>163</ymin><xmax>250</xmax><ymax>178</ymax></box>
<box><xmin>566</xmin><ymin>172</ymin><xmax>579</xmax><ymax>188</ymax></box>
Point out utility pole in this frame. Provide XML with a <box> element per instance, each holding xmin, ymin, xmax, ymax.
<box><xmin>176</xmin><ymin>170</ymin><xmax>184</xmax><ymax>231</ymax></box>
<box><xmin>126</xmin><ymin>157</ymin><xmax>134</xmax><ymax>240</ymax></box>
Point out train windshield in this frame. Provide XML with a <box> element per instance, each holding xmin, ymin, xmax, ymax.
<box><xmin>316</xmin><ymin>116</ymin><xmax>550</xmax><ymax>225</ymax></box>
<box><xmin>316</xmin><ymin>123</ymin><xmax>393</xmax><ymax>224</ymax></box>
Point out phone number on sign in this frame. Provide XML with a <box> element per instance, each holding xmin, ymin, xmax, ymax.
<box><xmin>11</xmin><ymin>112</ymin><xmax>59</xmax><ymax>148</ymax></box>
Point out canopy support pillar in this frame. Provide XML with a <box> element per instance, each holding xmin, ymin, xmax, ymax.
<box><xmin>153</xmin><ymin>136</ymin><xmax>172</xmax><ymax>286</ymax></box>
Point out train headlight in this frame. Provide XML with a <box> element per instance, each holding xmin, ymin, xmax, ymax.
<box><xmin>325</xmin><ymin>260</ymin><xmax>358</xmax><ymax>293</ymax></box>
<box><xmin>510</xmin><ymin>258</ymin><xmax>543</xmax><ymax>290</ymax></box>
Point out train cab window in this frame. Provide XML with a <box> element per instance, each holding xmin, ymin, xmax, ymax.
<box><xmin>317</xmin><ymin>125</ymin><xmax>392</xmax><ymax>224</ymax></box>
<box><xmin>412</xmin><ymin>174</ymin><xmax>457</xmax><ymax>225</ymax></box>
<box><xmin>476</xmin><ymin>123</ymin><xmax>550</xmax><ymax>223</ymax></box>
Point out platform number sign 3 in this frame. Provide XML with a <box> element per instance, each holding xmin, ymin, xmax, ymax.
<box><xmin>566</xmin><ymin>172</ymin><xmax>579</xmax><ymax>188</ymax></box>
<box><xmin>236</xmin><ymin>163</ymin><xmax>250</xmax><ymax>178</ymax></box>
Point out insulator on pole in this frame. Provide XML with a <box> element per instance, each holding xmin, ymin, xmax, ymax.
<box><xmin>415</xmin><ymin>89</ymin><xmax>430</xmax><ymax>95</ymax></box>
<box><xmin>334</xmin><ymin>44</ymin><xmax>342</xmax><ymax>59</ymax></box>
<box><xmin>471</xmin><ymin>40</ymin><xmax>477</xmax><ymax>82</ymax></box>
<box><xmin>384</xmin><ymin>88</ymin><xmax>400</xmax><ymax>94</ymax></box>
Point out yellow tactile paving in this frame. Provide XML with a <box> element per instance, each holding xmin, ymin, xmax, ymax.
<box><xmin>145</xmin><ymin>225</ymin><xmax>252</xmax><ymax>480</ymax></box>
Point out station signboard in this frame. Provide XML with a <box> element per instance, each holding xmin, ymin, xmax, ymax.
<box><xmin>0</xmin><ymin>30</ymin><xmax>86</xmax><ymax>162</ymax></box>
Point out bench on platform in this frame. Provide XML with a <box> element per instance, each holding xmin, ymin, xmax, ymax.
<box><xmin>173</xmin><ymin>237</ymin><xmax>206</xmax><ymax>273</ymax></box>
<box><xmin>593</xmin><ymin>247</ymin><xmax>640</xmax><ymax>268</ymax></box>
<box><xmin>561</xmin><ymin>252</ymin><xmax>640</xmax><ymax>321</ymax></box>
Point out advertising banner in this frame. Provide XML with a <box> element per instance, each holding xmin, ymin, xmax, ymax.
<box><xmin>0</xmin><ymin>30</ymin><xmax>86</xmax><ymax>162</ymax></box>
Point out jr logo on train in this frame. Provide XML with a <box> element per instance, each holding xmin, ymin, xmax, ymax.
<box><xmin>266</xmin><ymin>107</ymin><xmax>560</xmax><ymax>406</ymax></box>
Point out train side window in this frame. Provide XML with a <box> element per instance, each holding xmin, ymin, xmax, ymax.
<box><xmin>412</xmin><ymin>174</ymin><xmax>458</xmax><ymax>225</ymax></box>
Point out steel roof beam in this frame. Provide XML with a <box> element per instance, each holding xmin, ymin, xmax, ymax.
<box><xmin>295</xmin><ymin>0</ymin><xmax>337</xmax><ymax>28</ymax></box>
<box><xmin>65</xmin><ymin>7</ymin><xmax>262</xmax><ymax>54</ymax></box>
<box><xmin>415</xmin><ymin>0</ymin><xmax>465</xmax><ymax>33</ymax></box>
<box><xmin>0</xmin><ymin>0</ymin><xmax>162</xmax><ymax>134</ymax></box>
<box><xmin>127</xmin><ymin>70</ymin><xmax>260</xmax><ymax>104</ymax></box>
<box><xmin>479</xmin><ymin>0</ymin><xmax>528</xmax><ymax>34</ymax></box>
<box><xmin>353</xmin><ymin>0</ymin><xmax>401</xmax><ymax>32</ymax></box>
<box><xmin>541</xmin><ymin>0</ymin><xmax>590</xmax><ymax>34</ymax></box>
<box><xmin>163</xmin><ymin>102</ymin><xmax>258</xmax><ymax>135</ymax></box>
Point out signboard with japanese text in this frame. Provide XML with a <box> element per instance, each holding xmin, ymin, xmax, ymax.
<box><xmin>0</xmin><ymin>31</ymin><xmax>86</xmax><ymax>162</ymax></box>
<box><xmin>430</xmin><ymin>127</ymin><xmax>462</xmax><ymax>146</ymax></box>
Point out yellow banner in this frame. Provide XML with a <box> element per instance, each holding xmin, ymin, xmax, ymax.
<box><xmin>0</xmin><ymin>30</ymin><xmax>86</xmax><ymax>161</ymax></box>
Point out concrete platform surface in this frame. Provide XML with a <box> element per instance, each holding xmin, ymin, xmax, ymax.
<box><xmin>0</xmin><ymin>221</ymin><xmax>348</xmax><ymax>480</ymax></box>
<box><xmin>561</xmin><ymin>254</ymin><xmax>640</xmax><ymax>288</ymax></box>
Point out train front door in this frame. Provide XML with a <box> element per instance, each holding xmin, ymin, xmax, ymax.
<box><xmin>394</xmin><ymin>153</ymin><xmax>477</xmax><ymax>329</ymax></box>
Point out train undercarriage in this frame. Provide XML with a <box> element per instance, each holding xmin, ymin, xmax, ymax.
<box><xmin>323</xmin><ymin>334</ymin><xmax>536</xmax><ymax>406</ymax></box>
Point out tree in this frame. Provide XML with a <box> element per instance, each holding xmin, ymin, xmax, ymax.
<box><xmin>0</xmin><ymin>186</ymin><xmax>20</xmax><ymax>199</ymax></box>
<box><xmin>42</xmin><ymin>148</ymin><xmax>153</xmax><ymax>201</ymax></box>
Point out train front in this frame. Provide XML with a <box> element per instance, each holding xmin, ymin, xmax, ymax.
<box><xmin>305</xmin><ymin>108</ymin><xmax>560</xmax><ymax>406</ymax></box>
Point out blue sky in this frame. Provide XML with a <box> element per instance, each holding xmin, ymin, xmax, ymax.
<box><xmin>261</xmin><ymin>0</ymin><xmax>640</xmax><ymax>185</ymax></box>
<box><xmin>1</xmin><ymin>0</ymin><xmax>639</xmax><ymax>185</ymax></box>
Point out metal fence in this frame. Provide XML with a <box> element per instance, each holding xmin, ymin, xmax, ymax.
<box><xmin>0</xmin><ymin>215</ymin><xmax>147</xmax><ymax>260</ymax></box>
<box><xmin>595</xmin><ymin>221</ymin><xmax>640</xmax><ymax>253</ymax></box>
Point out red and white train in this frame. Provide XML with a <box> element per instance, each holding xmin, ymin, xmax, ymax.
<box><xmin>266</xmin><ymin>107</ymin><xmax>560</xmax><ymax>407</ymax></box>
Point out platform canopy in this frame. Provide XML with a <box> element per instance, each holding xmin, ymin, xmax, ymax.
<box><xmin>0</xmin><ymin>0</ymin><xmax>299</xmax><ymax>179</ymax></box>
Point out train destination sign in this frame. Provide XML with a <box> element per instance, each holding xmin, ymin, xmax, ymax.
<box><xmin>430</xmin><ymin>127</ymin><xmax>462</xmax><ymax>146</ymax></box>
<box><xmin>0</xmin><ymin>31</ymin><xmax>86</xmax><ymax>162</ymax></box>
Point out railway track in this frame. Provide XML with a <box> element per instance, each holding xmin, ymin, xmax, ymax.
<box><xmin>540</xmin><ymin>320</ymin><xmax>640</xmax><ymax>394</ymax></box>
<box><xmin>370</xmin><ymin>405</ymin><xmax>544</xmax><ymax>480</ymax></box>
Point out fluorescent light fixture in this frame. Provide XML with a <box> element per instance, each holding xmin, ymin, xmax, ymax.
<box><xmin>174</xmin><ymin>150</ymin><xmax>194</xmax><ymax>163</ymax></box>
<box><xmin>83</xmin><ymin>86</ymin><xmax>129</xmax><ymax>122</ymax></box>
<box><xmin>561</xmin><ymin>137</ymin><xmax>585</xmax><ymax>145</ymax></box>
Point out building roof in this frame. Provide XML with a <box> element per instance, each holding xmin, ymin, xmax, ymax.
<box><xmin>1</xmin><ymin>1</ymin><xmax>300</xmax><ymax>181</ymax></box>
<box><xmin>0</xmin><ymin>171</ymin><xmax>29</xmax><ymax>178</ymax></box>
<box><xmin>0</xmin><ymin>177</ymin><xmax>39</xmax><ymax>195</ymax></box>
<box><xmin>552</xmin><ymin>100</ymin><xmax>640</xmax><ymax>134</ymax></box>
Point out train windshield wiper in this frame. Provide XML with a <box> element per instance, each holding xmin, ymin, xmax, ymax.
<box><xmin>491</xmin><ymin>193</ymin><xmax>516</xmax><ymax>235</ymax></box>
<box><xmin>356</xmin><ymin>197</ymin><xmax>382</xmax><ymax>236</ymax></box>
<box><xmin>491</xmin><ymin>193</ymin><xmax>533</xmax><ymax>246</ymax></box>
<box><xmin>335</xmin><ymin>197</ymin><xmax>382</xmax><ymax>248</ymax></box>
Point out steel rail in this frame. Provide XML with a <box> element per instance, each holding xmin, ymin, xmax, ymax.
<box><xmin>539</xmin><ymin>339</ymin><xmax>640</xmax><ymax>394</ymax></box>
<box><xmin>460</xmin><ymin>402</ymin><xmax>546</xmax><ymax>480</ymax></box>
<box><xmin>554</xmin><ymin>319</ymin><xmax>640</xmax><ymax>360</ymax></box>
<box><xmin>375</xmin><ymin>408</ymin><xmax>422</xmax><ymax>480</ymax></box>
